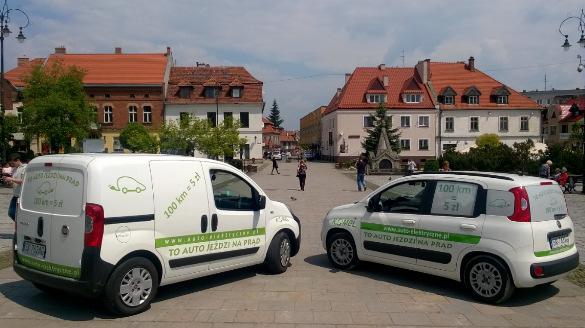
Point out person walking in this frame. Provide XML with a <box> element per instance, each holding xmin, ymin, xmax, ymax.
<box><xmin>540</xmin><ymin>160</ymin><xmax>552</xmax><ymax>178</ymax></box>
<box><xmin>4</xmin><ymin>153</ymin><xmax>26</xmax><ymax>221</ymax></box>
<box><xmin>407</xmin><ymin>159</ymin><xmax>417</xmax><ymax>176</ymax></box>
<box><xmin>440</xmin><ymin>160</ymin><xmax>451</xmax><ymax>172</ymax></box>
<box><xmin>271</xmin><ymin>156</ymin><xmax>280</xmax><ymax>175</ymax></box>
<box><xmin>356</xmin><ymin>155</ymin><xmax>367</xmax><ymax>191</ymax></box>
<box><xmin>297</xmin><ymin>160</ymin><xmax>307</xmax><ymax>191</ymax></box>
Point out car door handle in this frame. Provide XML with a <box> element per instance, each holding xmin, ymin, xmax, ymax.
<box><xmin>201</xmin><ymin>215</ymin><xmax>208</xmax><ymax>233</ymax></box>
<box><xmin>402</xmin><ymin>219</ymin><xmax>416</xmax><ymax>226</ymax></box>
<box><xmin>211</xmin><ymin>214</ymin><xmax>218</xmax><ymax>232</ymax></box>
<box><xmin>460</xmin><ymin>223</ymin><xmax>477</xmax><ymax>231</ymax></box>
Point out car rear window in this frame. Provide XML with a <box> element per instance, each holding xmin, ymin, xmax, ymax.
<box><xmin>22</xmin><ymin>167</ymin><xmax>84</xmax><ymax>216</ymax></box>
<box><xmin>525</xmin><ymin>184</ymin><xmax>567</xmax><ymax>222</ymax></box>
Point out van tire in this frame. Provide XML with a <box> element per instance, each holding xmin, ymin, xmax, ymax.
<box><xmin>264</xmin><ymin>231</ymin><xmax>291</xmax><ymax>274</ymax></box>
<box><xmin>103</xmin><ymin>257</ymin><xmax>159</xmax><ymax>316</ymax></box>
<box><xmin>464</xmin><ymin>255</ymin><xmax>515</xmax><ymax>304</ymax></box>
<box><xmin>326</xmin><ymin>232</ymin><xmax>359</xmax><ymax>270</ymax></box>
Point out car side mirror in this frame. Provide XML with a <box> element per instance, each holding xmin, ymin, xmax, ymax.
<box><xmin>367</xmin><ymin>197</ymin><xmax>380</xmax><ymax>212</ymax></box>
<box><xmin>256</xmin><ymin>195</ymin><xmax>267</xmax><ymax>210</ymax></box>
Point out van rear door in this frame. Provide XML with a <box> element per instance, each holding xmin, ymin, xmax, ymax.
<box><xmin>18</xmin><ymin>161</ymin><xmax>86</xmax><ymax>279</ymax></box>
<box><xmin>525</xmin><ymin>183</ymin><xmax>574</xmax><ymax>258</ymax></box>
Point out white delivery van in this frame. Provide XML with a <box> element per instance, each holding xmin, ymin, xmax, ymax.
<box><xmin>14</xmin><ymin>154</ymin><xmax>301</xmax><ymax>315</ymax></box>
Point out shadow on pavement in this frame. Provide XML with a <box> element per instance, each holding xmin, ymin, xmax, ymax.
<box><xmin>304</xmin><ymin>254</ymin><xmax>560</xmax><ymax>307</ymax></box>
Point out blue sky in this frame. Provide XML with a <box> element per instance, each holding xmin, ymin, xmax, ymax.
<box><xmin>6</xmin><ymin>0</ymin><xmax>585</xmax><ymax>129</ymax></box>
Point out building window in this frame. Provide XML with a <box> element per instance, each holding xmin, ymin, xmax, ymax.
<box><xmin>561</xmin><ymin>124</ymin><xmax>569</xmax><ymax>134</ymax></box>
<box><xmin>130</xmin><ymin>94</ymin><xmax>135</xmax><ymax>98</ymax></box>
<box><xmin>400</xmin><ymin>139</ymin><xmax>410</xmax><ymax>150</ymax></box>
<box><xmin>17</xmin><ymin>107</ymin><xmax>23</xmax><ymax>124</ymax></box>
<box><xmin>205</xmin><ymin>87</ymin><xmax>219</xmax><ymax>98</ymax></box>
<box><xmin>179</xmin><ymin>87</ymin><xmax>191</xmax><ymax>99</ymax></box>
<box><xmin>231</xmin><ymin>88</ymin><xmax>241</xmax><ymax>98</ymax></box>
<box><xmin>363</xmin><ymin>116</ymin><xmax>374</xmax><ymax>128</ymax></box>
<box><xmin>444</xmin><ymin>96</ymin><xmax>454</xmax><ymax>105</ymax></box>
<box><xmin>143</xmin><ymin>106</ymin><xmax>152</xmax><ymax>123</ymax></box>
<box><xmin>520</xmin><ymin>116</ymin><xmax>529</xmax><ymax>131</ymax></box>
<box><xmin>144</xmin><ymin>94</ymin><xmax>149</xmax><ymax>98</ymax></box>
<box><xmin>207</xmin><ymin>112</ymin><xmax>217</xmax><ymax>127</ymax></box>
<box><xmin>546</xmin><ymin>99</ymin><xmax>551</xmax><ymax>105</ymax></box>
<box><xmin>328</xmin><ymin>131</ymin><xmax>333</xmax><ymax>146</ymax></box>
<box><xmin>179</xmin><ymin>112</ymin><xmax>189</xmax><ymax>125</ymax></box>
<box><xmin>113</xmin><ymin>137</ymin><xmax>123</xmax><ymax>152</ymax></box>
<box><xmin>499</xmin><ymin>117</ymin><xmax>509</xmax><ymax>132</ymax></box>
<box><xmin>367</xmin><ymin>94</ymin><xmax>386</xmax><ymax>103</ymax></box>
<box><xmin>496</xmin><ymin>95</ymin><xmax>508</xmax><ymax>104</ymax></box>
<box><xmin>537</xmin><ymin>99</ymin><xmax>543</xmax><ymax>105</ymax></box>
<box><xmin>104</xmin><ymin>106</ymin><xmax>113</xmax><ymax>123</ymax></box>
<box><xmin>240</xmin><ymin>112</ymin><xmax>249</xmax><ymax>128</ymax></box>
<box><xmin>550</xmin><ymin>126</ymin><xmax>556</xmax><ymax>135</ymax></box>
<box><xmin>128</xmin><ymin>106</ymin><xmax>138</xmax><ymax>123</ymax></box>
<box><xmin>105</xmin><ymin>94</ymin><xmax>111</xmax><ymax>99</ymax></box>
<box><xmin>468</xmin><ymin>95</ymin><xmax>479</xmax><ymax>104</ymax></box>
<box><xmin>418</xmin><ymin>115</ymin><xmax>429</xmax><ymax>127</ymax></box>
<box><xmin>418</xmin><ymin>139</ymin><xmax>429</xmax><ymax>150</ymax></box>
<box><xmin>445</xmin><ymin>117</ymin><xmax>454</xmax><ymax>132</ymax></box>
<box><xmin>404</xmin><ymin>94</ymin><xmax>421</xmax><ymax>103</ymax></box>
<box><xmin>470</xmin><ymin>117</ymin><xmax>479</xmax><ymax>132</ymax></box>
<box><xmin>224</xmin><ymin>112</ymin><xmax>233</xmax><ymax>120</ymax></box>
<box><xmin>400</xmin><ymin>116</ymin><xmax>410</xmax><ymax>128</ymax></box>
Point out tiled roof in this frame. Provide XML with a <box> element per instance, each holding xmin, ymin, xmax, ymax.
<box><xmin>167</xmin><ymin>66</ymin><xmax>262</xmax><ymax>104</ymax></box>
<box><xmin>4</xmin><ymin>58</ymin><xmax>45</xmax><ymax>88</ymax></box>
<box><xmin>324</xmin><ymin>67</ymin><xmax>435</xmax><ymax>115</ymax></box>
<box><xmin>558</xmin><ymin>98</ymin><xmax>585</xmax><ymax>123</ymax></box>
<box><xmin>280</xmin><ymin>130</ymin><xmax>298</xmax><ymax>142</ymax></box>
<box><xmin>428</xmin><ymin>62</ymin><xmax>540</xmax><ymax>110</ymax></box>
<box><xmin>45</xmin><ymin>53</ymin><xmax>169</xmax><ymax>85</ymax></box>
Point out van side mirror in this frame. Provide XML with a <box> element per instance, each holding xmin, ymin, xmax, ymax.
<box><xmin>367</xmin><ymin>197</ymin><xmax>380</xmax><ymax>212</ymax></box>
<box><xmin>256</xmin><ymin>195</ymin><xmax>267</xmax><ymax>210</ymax></box>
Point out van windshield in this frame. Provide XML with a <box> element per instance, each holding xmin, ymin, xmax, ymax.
<box><xmin>525</xmin><ymin>184</ymin><xmax>567</xmax><ymax>222</ymax></box>
<box><xmin>21</xmin><ymin>167</ymin><xmax>84</xmax><ymax>216</ymax></box>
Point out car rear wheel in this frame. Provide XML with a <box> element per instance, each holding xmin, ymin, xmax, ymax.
<box><xmin>464</xmin><ymin>255</ymin><xmax>514</xmax><ymax>304</ymax></box>
<box><xmin>327</xmin><ymin>232</ymin><xmax>359</xmax><ymax>270</ymax></box>
<box><xmin>264</xmin><ymin>231</ymin><xmax>291</xmax><ymax>274</ymax></box>
<box><xmin>104</xmin><ymin>257</ymin><xmax>159</xmax><ymax>316</ymax></box>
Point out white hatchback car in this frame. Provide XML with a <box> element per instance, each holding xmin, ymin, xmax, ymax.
<box><xmin>321</xmin><ymin>172</ymin><xmax>579</xmax><ymax>303</ymax></box>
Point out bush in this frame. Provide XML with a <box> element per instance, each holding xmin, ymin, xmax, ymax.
<box><xmin>228</xmin><ymin>159</ymin><xmax>243</xmax><ymax>169</ymax></box>
<box><xmin>424</xmin><ymin>159</ymin><xmax>439</xmax><ymax>172</ymax></box>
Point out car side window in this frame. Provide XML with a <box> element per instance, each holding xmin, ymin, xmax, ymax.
<box><xmin>210</xmin><ymin>170</ymin><xmax>256</xmax><ymax>211</ymax></box>
<box><xmin>430</xmin><ymin>181</ymin><xmax>479</xmax><ymax>217</ymax></box>
<box><xmin>377</xmin><ymin>180</ymin><xmax>429</xmax><ymax>214</ymax></box>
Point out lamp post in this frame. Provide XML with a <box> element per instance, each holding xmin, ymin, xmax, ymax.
<box><xmin>0</xmin><ymin>0</ymin><xmax>29</xmax><ymax>163</ymax></box>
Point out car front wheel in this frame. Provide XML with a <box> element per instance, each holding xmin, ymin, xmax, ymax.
<box><xmin>327</xmin><ymin>232</ymin><xmax>359</xmax><ymax>270</ymax></box>
<box><xmin>264</xmin><ymin>231</ymin><xmax>291</xmax><ymax>274</ymax></box>
<box><xmin>464</xmin><ymin>255</ymin><xmax>514</xmax><ymax>304</ymax></box>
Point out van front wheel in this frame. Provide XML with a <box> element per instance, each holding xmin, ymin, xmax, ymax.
<box><xmin>264</xmin><ymin>231</ymin><xmax>291</xmax><ymax>274</ymax></box>
<box><xmin>104</xmin><ymin>257</ymin><xmax>159</xmax><ymax>316</ymax></box>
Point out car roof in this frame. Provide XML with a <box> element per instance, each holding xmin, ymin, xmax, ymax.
<box><xmin>410</xmin><ymin>171</ymin><xmax>547</xmax><ymax>185</ymax></box>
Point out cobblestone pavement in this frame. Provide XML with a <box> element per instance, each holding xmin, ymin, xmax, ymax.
<box><xmin>0</xmin><ymin>162</ymin><xmax>584</xmax><ymax>327</ymax></box>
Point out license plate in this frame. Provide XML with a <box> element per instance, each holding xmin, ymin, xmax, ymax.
<box><xmin>550</xmin><ymin>234</ymin><xmax>570</xmax><ymax>249</ymax></box>
<box><xmin>22</xmin><ymin>241</ymin><xmax>46</xmax><ymax>259</ymax></box>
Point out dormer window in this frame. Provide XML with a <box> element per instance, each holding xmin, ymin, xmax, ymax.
<box><xmin>496</xmin><ymin>95</ymin><xmax>508</xmax><ymax>104</ymax></box>
<box><xmin>367</xmin><ymin>94</ymin><xmax>386</xmax><ymax>103</ymax></box>
<box><xmin>205</xmin><ymin>87</ymin><xmax>219</xmax><ymax>98</ymax></box>
<box><xmin>439</xmin><ymin>86</ymin><xmax>457</xmax><ymax>105</ymax></box>
<box><xmin>491</xmin><ymin>85</ymin><xmax>510</xmax><ymax>104</ymax></box>
<box><xmin>179</xmin><ymin>86</ymin><xmax>192</xmax><ymax>99</ymax></box>
<box><xmin>444</xmin><ymin>96</ymin><xmax>454</xmax><ymax>105</ymax></box>
<box><xmin>403</xmin><ymin>94</ymin><xmax>422</xmax><ymax>103</ymax></box>
<box><xmin>463</xmin><ymin>85</ymin><xmax>481</xmax><ymax>105</ymax></box>
<box><xmin>468</xmin><ymin>95</ymin><xmax>479</xmax><ymax>104</ymax></box>
<box><xmin>231</xmin><ymin>87</ymin><xmax>242</xmax><ymax>98</ymax></box>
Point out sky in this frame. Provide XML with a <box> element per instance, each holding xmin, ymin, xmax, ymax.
<box><xmin>5</xmin><ymin>0</ymin><xmax>585</xmax><ymax>129</ymax></box>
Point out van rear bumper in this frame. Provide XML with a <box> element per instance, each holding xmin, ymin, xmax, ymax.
<box><xmin>530</xmin><ymin>251</ymin><xmax>579</xmax><ymax>279</ymax></box>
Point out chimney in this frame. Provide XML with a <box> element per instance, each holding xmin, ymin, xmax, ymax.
<box><xmin>378</xmin><ymin>64</ymin><xmax>385</xmax><ymax>70</ymax></box>
<box><xmin>54</xmin><ymin>46</ymin><xmax>66</xmax><ymax>54</ymax></box>
<box><xmin>114</xmin><ymin>47</ymin><xmax>122</xmax><ymax>54</ymax></box>
<box><xmin>17</xmin><ymin>57</ymin><xmax>29</xmax><ymax>67</ymax></box>
<box><xmin>415</xmin><ymin>59</ymin><xmax>430</xmax><ymax>84</ymax></box>
<box><xmin>345</xmin><ymin>73</ymin><xmax>351</xmax><ymax>83</ymax></box>
<box><xmin>383</xmin><ymin>75</ymin><xmax>389</xmax><ymax>87</ymax></box>
<box><xmin>166</xmin><ymin>46</ymin><xmax>171</xmax><ymax>56</ymax></box>
<box><xmin>468</xmin><ymin>56</ymin><xmax>475</xmax><ymax>71</ymax></box>
<box><xmin>336</xmin><ymin>88</ymin><xmax>342</xmax><ymax>97</ymax></box>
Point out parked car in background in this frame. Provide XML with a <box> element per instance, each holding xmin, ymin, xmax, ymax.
<box><xmin>304</xmin><ymin>151</ymin><xmax>315</xmax><ymax>160</ymax></box>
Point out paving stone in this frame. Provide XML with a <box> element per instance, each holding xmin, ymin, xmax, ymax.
<box><xmin>427</xmin><ymin>313</ymin><xmax>472</xmax><ymax>327</ymax></box>
<box><xmin>235</xmin><ymin>310</ymin><xmax>275</xmax><ymax>323</ymax></box>
<box><xmin>390</xmin><ymin>312</ymin><xmax>432</xmax><ymax>326</ymax></box>
<box><xmin>194</xmin><ymin>309</ymin><xmax>237</xmax><ymax>323</ymax></box>
<box><xmin>464</xmin><ymin>313</ymin><xmax>513</xmax><ymax>327</ymax></box>
<box><xmin>274</xmin><ymin>311</ymin><xmax>314</xmax><ymax>324</ymax></box>
<box><xmin>350</xmin><ymin>311</ymin><xmax>392</xmax><ymax>325</ymax></box>
<box><xmin>313</xmin><ymin>311</ymin><xmax>353</xmax><ymax>325</ymax></box>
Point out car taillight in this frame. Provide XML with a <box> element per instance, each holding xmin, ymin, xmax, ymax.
<box><xmin>84</xmin><ymin>203</ymin><xmax>104</xmax><ymax>247</ymax></box>
<box><xmin>508</xmin><ymin>187</ymin><xmax>531</xmax><ymax>222</ymax></box>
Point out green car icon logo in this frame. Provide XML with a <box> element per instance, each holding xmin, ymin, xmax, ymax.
<box><xmin>36</xmin><ymin>181</ymin><xmax>55</xmax><ymax>195</ymax></box>
<box><xmin>109</xmin><ymin>176</ymin><xmax>147</xmax><ymax>194</ymax></box>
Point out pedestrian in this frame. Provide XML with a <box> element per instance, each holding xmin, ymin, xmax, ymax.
<box><xmin>271</xmin><ymin>156</ymin><xmax>280</xmax><ymax>175</ymax></box>
<box><xmin>440</xmin><ymin>160</ymin><xmax>451</xmax><ymax>172</ymax></box>
<box><xmin>407</xmin><ymin>159</ymin><xmax>417</xmax><ymax>175</ymax></box>
<box><xmin>297</xmin><ymin>160</ymin><xmax>307</xmax><ymax>191</ymax></box>
<box><xmin>356</xmin><ymin>155</ymin><xmax>367</xmax><ymax>191</ymax></box>
<box><xmin>539</xmin><ymin>160</ymin><xmax>552</xmax><ymax>178</ymax></box>
<box><xmin>553</xmin><ymin>168</ymin><xmax>561</xmax><ymax>181</ymax></box>
<box><xmin>4</xmin><ymin>153</ymin><xmax>26</xmax><ymax>221</ymax></box>
<box><xmin>558</xmin><ymin>167</ymin><xmax>569</xmax><ymax>187</ymax></box>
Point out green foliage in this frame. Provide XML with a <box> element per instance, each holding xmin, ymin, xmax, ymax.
<box><xmin>512</xmin><ymin>139</ymin><xmax>535</xmax><ymax>175</ymax></box>
<box><xmin>570</xmin><ymin>122</ymin><xmax>584</xmax><ymax>142</ymax></box>
<box><xmin>361</xmin><ymin>103</ymin><xmax>401</xmax><ymax>155</ymax></box>
<box><xmin>544</xmin><ymin>143</ymin><xmax>583</xmax><ymax>175</ymax></box>
<box><xmin>3</xmin><ymin>115</ymin><xmax>20</xmax><ymax>140</ymax></box>
<box><xmin>476</xmin><ymin>133</ymin><xmax>501</xmax><ymax>148</ymax></box>
<box><xmin>268</xmin><ymin>99</ymin><xmax>283</xmax><ymax>127</ymax></box>
<box><xmin>119</xmin><ymin>123</ymin><xmax>158</xmax><ymax>153</ymax></box>
<box><xmin>423</xmin><ymin>159</ymin><xmax>440</xmax><ymax>172</ymax></box>
<box><xmin>22</xmin><ymin>62</ymin><xmax>96</xmax><ymax>153</ymax></box>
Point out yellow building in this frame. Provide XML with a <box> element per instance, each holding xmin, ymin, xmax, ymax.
<box><xmin>300</xmin><ymin>106</ymin><xmax>326</xmax><ymax>149</ymax></box>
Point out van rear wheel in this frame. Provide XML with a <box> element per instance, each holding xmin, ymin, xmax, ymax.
<box><xmin>104</xmin><ymin>257</ymin><xmax>159</xmax><ymax>316</ymax></box>
<box><xmin>264</xmin><ymin>231</ymin><xmax>291</xmax><ymax>274</ymax></box>
<box><xmin>464</xmin><ymin>255</ymin><xmax>514</xmax><ymax>304</ymax></box>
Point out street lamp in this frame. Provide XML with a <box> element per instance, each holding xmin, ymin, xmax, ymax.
<box><xmin>0</xmin><ymin>0</ymin><xmax>30</xmax><ymax>163</ymax></box>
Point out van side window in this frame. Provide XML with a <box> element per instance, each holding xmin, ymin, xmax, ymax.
<box><xmin>376</xmin><ymin>180</ymin><xmax>429</xmax><ymax>214</ymax></box>
<box><xmin>209</xmin><ymin>170</ymin><xmax>255</xmax><ymax>211</ymax></box>
<box><xmin>430</xmin><ymin>181</ymin><xmax>478</xmax><ymax>217</ymax></box>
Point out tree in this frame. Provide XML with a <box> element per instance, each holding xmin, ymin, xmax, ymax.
<box><xmin>22</xmin><ymin>62</ymin><xmax>95</xmax><ymax>153</ymax></box>
<box><xmin>512</xmin><ymin>139</ymin><xmax>535</xmax><ymax>175</ymax></box>
<box><xmin>119</xmin><ymin>123</ymin><xmax>158</xmax><ymax>153</ymax></box>
<box><xmin>362</xmin><ymin>103</ymin><xmax>400</xmax><ymax>155</ymax></box>
<box><xmin>198</xmin><ymin>116</ymin><xmax>247</xmax><ymax>159</ymax></box>
<box><xmin>476</xmin><ymin>133</ymin><xmax>501</xmax><ymax>148</ymax></box>
<box><xmin>268</xmin><ymin>99</ymin><xmax>283</xmax><ymax>127</ymax></box>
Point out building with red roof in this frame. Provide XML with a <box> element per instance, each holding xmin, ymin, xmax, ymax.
<box><xmin>543</xmin><ymin>96</ymin><xmax>585</xmax><ymax>145</ymax></box>
<box><xmin>262</xmin><ymin>117</ymin><xmax>282</xmax><ymax>157</ymax></box>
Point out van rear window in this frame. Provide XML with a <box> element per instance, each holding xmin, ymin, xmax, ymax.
<box><xmin>525</xmin><ymin>184</ymin><xmax>567</xmax><ymax>222</ymax></box>
<box><xmin>22</xmin><ymin>167</ymin><xmax>84</xmax><ymax>216</ymax></box>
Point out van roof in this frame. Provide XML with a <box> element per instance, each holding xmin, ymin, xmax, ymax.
<box><xmin>29</xmin><ymin>153</ymin><xmax>228</xmax><ymax>166</ymax></box>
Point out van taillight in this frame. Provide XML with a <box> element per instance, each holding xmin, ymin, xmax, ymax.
<box><xmin>84</xmin><ymin>203</ymin><xmax>104</xmax><ymax>247</ymax></box>
<box><xmin>508</xmin><ymin>187</ymin><xmax>531</xmax><ymax>222</ymax></box>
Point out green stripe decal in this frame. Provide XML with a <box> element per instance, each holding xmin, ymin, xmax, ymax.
<box><xmin>534</xmin><ymin>244</ymin><xmax>574</xmax><ymax>257</ymax></box>
<box><xmin>17</xmin><ymin>254</ymin><xmax>81</xmax><ymax>279</ymax></box>
<box><xmin>155</xmin><ymin>228</ymin><xmax>266</xmax><ymax>248</ymax></box>
<box><xmin>361</xmin><ymin>222</ymin><xmax>480</xmax><ymax>244</ymax></box>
